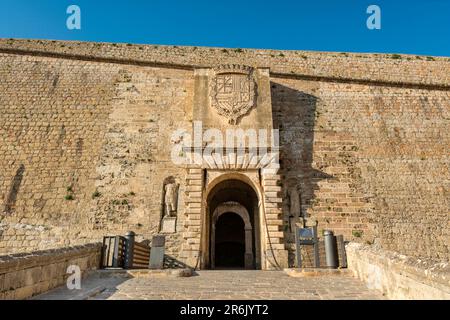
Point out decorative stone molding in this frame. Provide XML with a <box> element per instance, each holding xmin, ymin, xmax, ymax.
<box><xmin>209</xmin><ymin>64</ymin><xmax>257</xmax><ymax>124</ymax></box>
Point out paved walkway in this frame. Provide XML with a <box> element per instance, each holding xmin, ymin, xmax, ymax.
<box><xmin>35</xmin><ymin>270</ymin><xmax>384</xmax><ymax>300</ymax></box>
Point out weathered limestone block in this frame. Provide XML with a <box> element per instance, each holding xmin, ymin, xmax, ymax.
<box><xmin>23</xmin><ymin>267</ymin><xmax>42</xmax><ymax>286</ymax></box>
<box><xmin>0</xmin><ymin>243</ymin><xmax>102</xmax><ymax>300</ymax></box>
<box><xmin>347</xmin><ymin>243</ymin><xmax>450</xmax><ymax>300</ymax></box>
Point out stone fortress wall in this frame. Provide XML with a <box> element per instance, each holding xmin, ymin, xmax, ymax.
<box><xmin>0</xmin><ymin>39</ymin><xmax>448</xmax><ymax>265</ymax></box>
<box><xmin>0</xmin><ymin>243</ymin><xmax>101</xmax><ymax>300</ymax></box>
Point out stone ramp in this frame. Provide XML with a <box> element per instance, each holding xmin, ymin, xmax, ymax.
<box><xmin>34</xmin><ymin>270</ymin><xmax>384</xmax><ymax>300</ymax></box>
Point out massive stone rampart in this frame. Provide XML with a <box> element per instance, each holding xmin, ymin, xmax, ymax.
<box><xmin>0</xmin><ymin>39</ymin><xmax>448</xmax><ymax>263</ymax></box>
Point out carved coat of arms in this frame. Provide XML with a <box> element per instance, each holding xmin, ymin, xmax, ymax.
<box><xmin>210</xmin><ymin>65</ymin><xmax>256</xmax><ymax>124</ymax></box>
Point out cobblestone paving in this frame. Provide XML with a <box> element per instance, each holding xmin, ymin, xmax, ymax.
<box><xmin>35</xmin><ymin>270</ymin><xmax>384</xmax><ymax>300</ymax></box>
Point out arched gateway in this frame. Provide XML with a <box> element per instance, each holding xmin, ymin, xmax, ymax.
<box><xmin>180</xmin><ymin>66</ymin><xmax>288</xmax><ymax>270</ymax></box>
<box><xmin>205</xmin><ymin>177</ymin><xmax>261</xmax><ymax>269</ymax></box>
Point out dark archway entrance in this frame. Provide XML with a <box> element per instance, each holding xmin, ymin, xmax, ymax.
<box><xmin>215</xmin><ymin>212</ymin><xmax>245</xmax><ymax>268</ymax></box>
<box><xmin>205</xmin><ymin>178</ymin><xmax>261</xmax><ymax>269</ymax></box>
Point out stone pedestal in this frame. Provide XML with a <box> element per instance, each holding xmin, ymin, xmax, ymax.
<box><xmin>161</xmin><ymin>217</ymin><xmax>177</xmax><ymax>233</ymax></box>
<box><xmin>149</xmin><ymin>235</ymin><xmax>166</xmax><ymax>269</ymax></box>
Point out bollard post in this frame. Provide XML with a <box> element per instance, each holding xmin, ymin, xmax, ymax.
<box><xmin>124</xmin><ymin>231</ymin><xmax>135</xmax><ymax>269</ymax></box>
<box><xmin>324</xmin><ymin>230</ymin><xmax>339</xmax><ymax>268</ymax></box>
<box><xmin>336</xmin><ymin>235</ymin><xmax>347</xmax><ymax>268</ymax></box>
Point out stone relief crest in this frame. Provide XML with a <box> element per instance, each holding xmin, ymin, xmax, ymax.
<box><xmin>209</xmin><ymin>64</ymin><xmax>257</xmax><ymax>125</ymax></box>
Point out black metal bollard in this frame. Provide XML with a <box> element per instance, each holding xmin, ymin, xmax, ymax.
<box><xmin>324</xmin><ymin>230</ymin><xmax>339</xmax><ymax>269</ymax></box>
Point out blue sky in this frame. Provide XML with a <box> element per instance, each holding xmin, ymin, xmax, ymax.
<box><xmin>0</xmin><ymin>0</ymin><xmax>449</xmax><ymax>56</ymax></box>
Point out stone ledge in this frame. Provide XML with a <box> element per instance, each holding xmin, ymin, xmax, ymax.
<box><xmin>95</xmin><ymin>268</ymin><xmax>193</xmax><ymax>278</ymax></box>
<box><xmin>0</xmin><ymin>243</ymin><xmax>102</xmax><ymax>274</ymax></box>
<box><xmin>284</xmin><ymin>268</ymin><xmax>352</xmax><ymax>277</ymax></box>
<box><xmin>346</xmin><ymin>242</ymin><xmax>450</xmax><ymax>300</ymax></box>
<box><xmin>1</xmin><ymin>38</ymin><xmax>448</xmax><ymax>89</ymax></box>
<box><xmin>0</xmin><ymin>243</ymin><xmax>102</xmax><ymax>300</ymax></box>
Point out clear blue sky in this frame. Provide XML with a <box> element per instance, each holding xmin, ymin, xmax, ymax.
<box><xmin>0</xmin><ymin>0</ymin><xmax>449</xmax><ymax>56</ymax></box>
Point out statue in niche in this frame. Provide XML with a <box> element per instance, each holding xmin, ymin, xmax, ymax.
<box><xmin>287</xmin><ymin>186</ymin><xmax>301</xmax><ymax>218</ymax></box>
<box><xmin>285</xmin><ymin>183</ymin><xmax>302</xmax><ymax>233</ymax></box>
<box><xmin>163</xmin><ymin>178</ymin><xmax>179</xmax><ymax>218</ymax></box>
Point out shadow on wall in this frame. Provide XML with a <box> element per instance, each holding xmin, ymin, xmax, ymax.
<box><xmin>270</xmin><ymin>82</ymin><xmax>334</xmax><ymax>266</ymax></box>
<box><xmin>3</xmin><ymin>164</ymin><xmax>25</xmax><ymax>215</ymax></box>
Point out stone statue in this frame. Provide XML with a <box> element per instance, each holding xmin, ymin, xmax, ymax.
<box><xmin>287</xmin><ymin>186</ymin><xmax>301</xmax><ymax>218</ymax></box>
<box><xmin>286</xmin><ymin>185</ymin><xmax>302</xmax><ymax>233</ymax></box>
<box><xmin>164</xmin><ymin>181</ymin><xmax>179</xmax><ymax>218</ymax></box>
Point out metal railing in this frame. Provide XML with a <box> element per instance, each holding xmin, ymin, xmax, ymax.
<box><xmin>131</xmin><ymin>242</ymin><xmax>151</xmax><ymax>269</ymax></box>
<box><xmin>101</xmin><ymin>235</ymin><xmax>127</xmax><ymax>268</ymax></box>
<box><xmin>102</xmin><ymin>232</ymin><xmax>151</xmax><ymax>269</ymax></box>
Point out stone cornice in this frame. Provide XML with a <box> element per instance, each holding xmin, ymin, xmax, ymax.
<box><xmin>0</xmin><ymin>39</ymin><xmax>449</xmax><ymax>90</ymax></box>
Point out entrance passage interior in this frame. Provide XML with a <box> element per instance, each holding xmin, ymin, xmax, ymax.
<box><xmin>215</xmin><ymin>212</ymin><xmax>245</xmax><ymax>268</ymax></box>
<box><xmin>206</xmin><ymin>178</ymin><xmax>261</xmax><ymax>270</ymax></box>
